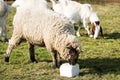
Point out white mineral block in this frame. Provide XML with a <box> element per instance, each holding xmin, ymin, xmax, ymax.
<box><xmin>60</xmin><ymin>63</ymin><xmax>80</xmax><ymax>77</ymax></box>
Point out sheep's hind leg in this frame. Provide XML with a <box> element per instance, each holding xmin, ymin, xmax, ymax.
<box><xmin>2</xmin><ymin>26</ymin><xmax>8</xmax><ymax>42</ymax></box>
<box><xmin>83</xmin><ymin>20</ymin><xmax>90</xmax><ymax>36</ymax></box>
<box><xmin>5</xmin><ymin>35</ymin><xmax>22</xmax><ymax>62</ymax></box>
<box><xmin>0</xmin><ymin>27</ymin><xmax>7</xmax><ymax>42</ymax></box>
<box><xmin>76</xmin><ymin>23</ymin><xmax>82</xmax><ymax>37</ymax></box>
<box><xmin>5</xmin><ymin>44</ymin><xmax>14</xmax><ymax>62</ymax></box>
<box><xmin>28</xmin><ymin>42</ymin><xmax>37</xmax><ymax>63</ymax></box>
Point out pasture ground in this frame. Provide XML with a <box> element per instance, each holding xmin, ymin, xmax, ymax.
<box><xmin>0</xmin><ymin>1</ymin><xmax>120</xmax><ymax>80</ymax></box>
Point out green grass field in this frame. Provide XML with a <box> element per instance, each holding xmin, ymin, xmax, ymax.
<box><xmin>0</xmin><ymin>2</ymin><xmax>120</xmax><ymax>80</ymax></box>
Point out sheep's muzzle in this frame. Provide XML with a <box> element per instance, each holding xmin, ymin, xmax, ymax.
<box><xmin>68</xmin><ymin>58</ymin><xmax>78</xmax><ymax>65</ymax></box>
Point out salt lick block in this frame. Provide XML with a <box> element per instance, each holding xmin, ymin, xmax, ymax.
<box><xmin>60</xmin><ymin>63</ymin><xmax>80</xmax><ymax>77</ymax></box>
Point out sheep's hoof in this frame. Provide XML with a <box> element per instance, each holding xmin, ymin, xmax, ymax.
<box><xmin>53</xmin><ymin>65</ymin><xmax>59</xmax><ymax>69</ymax></box>
<box><xmin>31</xmin><ymin>59</ymin><xmax>38</xmax><ymax>63</ymax></box>
<box><xmin>89</xmin><ymin>35</ymin><xmax>93</xmax><ymax>38</ymax></box>
<box><xmin>76</xmin><ymin>33</ymin><xmax>81</xmax><ymax>37</ymax></box>
<box><xmin>5</xmin><ymin>57</ymin><xmax>9</xmax><ymax>62</ymax></box>
<box><xmin>58</xmin><ymin>61</ymin><xmax>62</xmax><ymax>67</ymax></box>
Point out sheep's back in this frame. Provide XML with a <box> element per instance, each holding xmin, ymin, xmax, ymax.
<box><xmin>13</xmin><ymin>7</ymin><xmax>75</xmax><ymax>46</ymax></box>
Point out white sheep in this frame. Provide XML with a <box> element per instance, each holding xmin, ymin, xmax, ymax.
<box><xmin>5</xmin><ymin>0</ymin><xmax>81</xmax><ymax>68</ymax></box>
<box><xmin>0</xmin><ymin>0</ymin><xmax>11</xmax><ymax>42</ymax></box>
<box><xmin>50</xmin><ymin>0</ymin><xmax>103</xmax><ymax>39</ymax></box>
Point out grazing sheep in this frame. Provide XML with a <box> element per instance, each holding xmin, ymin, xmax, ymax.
<box><xmin>50</xmin><ymin>0</ymin><xmax>103</xmax><ymax>39</ymax></box>
<box><xmin>5</xmin><ymin>0</ymin><xmax>81</xmax><ymax>68</ymax></box>
<box><xmin>0</xmin><ymin>0</ymin><xmax>11</xmax><ymax>42</ymax></box>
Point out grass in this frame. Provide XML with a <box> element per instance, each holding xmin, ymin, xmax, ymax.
<box><xmin>0</xmin><ymin>2</ymin><xmax>120</xmax><ymax>80</ymax></box>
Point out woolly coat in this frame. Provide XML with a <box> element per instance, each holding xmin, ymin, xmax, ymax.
<box><xmin>9</xmin><ymin>0</ymin><xmax>80</xmax><ymax>59</ymax></box>
<box><xmin>0</xmin><ymin>0</ymin><xmax>11</xmax><ymax>41</ymax></box>
<box><xmin>51</xmin><ymin>0</ymin><xmax>101</xmax><ymax>38</ymax></box>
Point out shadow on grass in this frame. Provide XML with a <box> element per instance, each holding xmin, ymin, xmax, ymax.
<box><xmin>33</xmin><ymin>57</ymin><xmax>120</xmax><ymax>76</ymax></box>
<box><xmin>37</xmin><ymin>59</ymin><xmax>52</xmax><ymax>63</ymax></box>
<box><xmin>104</xmin><ymin>32</ymin><xmax>120</xmax><ymax>39</ymax></box>
<box><xmin>78</xmin><ymin>58</ymin><xmax>120</xmax><ymax>75</ymax></box>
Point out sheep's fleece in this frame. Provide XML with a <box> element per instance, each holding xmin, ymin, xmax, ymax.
<box><xmin>0</xmin><ymin>0</ymin><xmax>11</xmax><ymax>42</ymax></box>
<box><xmin>5</xmin><ymin>0</ymin><xmax>81</xmax><ymax>66</ymax></box>
<box><xmin>50</xmin><ymin>0</ymin><xmax>103</xmax><ymax>39</ymax></box>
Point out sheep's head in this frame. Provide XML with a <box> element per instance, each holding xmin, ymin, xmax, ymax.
<box><xmin>61</xmin><ymin>41</ymin><xmax>80</xmax><ymax>65</ymax></box>
<box><xmin>89</xmin><ymin>21</ymin><xmax>103</xmax><ymax>39</ymax></box>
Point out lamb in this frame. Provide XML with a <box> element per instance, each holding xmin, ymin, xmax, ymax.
<box><xmin>50</xmin><ymin>0</ymin><xmax>103</xmax><ymax>39</ymax></box>
<box><xmin>5</xmin><ymin>0</ymin><xmax>81</xmax><ymax>68</ymax></box>
<box><xmin>0</xmin><ymin>0</ymin><xmax>11</xmax><ymax>42</ymax></box>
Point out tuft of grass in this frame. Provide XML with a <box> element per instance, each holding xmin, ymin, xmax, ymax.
<box><xmin>0</xmin><ymin>2</ymin><xmax>120</xmax><ymax>80</ymax></box>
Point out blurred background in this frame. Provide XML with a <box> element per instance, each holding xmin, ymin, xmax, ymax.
<box><xmin>4</xmin><ymin>0</ymin><xmax>120</xmax><ymax>4</ymax></box>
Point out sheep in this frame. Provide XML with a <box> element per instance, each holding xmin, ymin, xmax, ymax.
<box><xmin>11</xmin><ymin>0</ymin><xmax>51</xmax><ymax>9</ymax></box>
<box><xmin>5</xmin><ymin>0</ymin><xmax>81</xmax><ymax>68</ymax></box>
<box><xmin>50</xmin><ymin>0</ymin><xmax>103</xmax><ymax>39</ymax></box>
<box><xmin>0</xmin><ymin>0</ymin><xmax>11</xmax><ymax>42</ymax></box>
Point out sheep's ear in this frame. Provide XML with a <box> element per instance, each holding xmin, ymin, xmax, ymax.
<box><xmin>66</xmin><ymin>43</ymin><xmax>81</xmax><ymax>54</ymax></box>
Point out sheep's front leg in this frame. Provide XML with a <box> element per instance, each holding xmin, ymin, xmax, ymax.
<box><xmin>28</xmin><ymin>42</ymin><xmax>37</xmax><ymax>63</ymax></box>
<box><xmin>51</xmin><ymin>51</ymin><xmax>58</xmax><ymax>68</ymax></box>
<box><xmin>58</xmin><ymin>53</ymin><xmax>62</xmax><ymax>67</ymax></box>
<box><xmin>83</xmin><ymin>19</ymin><xmax>90</xmax><ymax>36</ymax></box>
<box><xmin>76</xmin><ymin>26</ymin><xmax>81</xmax><ymax>37</ymax></box>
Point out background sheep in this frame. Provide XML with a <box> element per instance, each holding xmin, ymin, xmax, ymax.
<box><xmin>50</xmin><ymin>0</ymin><xmax>103</xmax><ymax>39</ymax></box>
<box><xmin>5</xmin><ymin>0</ymin><xmax>81</xmax><ymax>68</ymax></box>
<box><xmin>0</xmin><ymin>0</ymin><xmax>11</xmax><ymax>42</ymax></box>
